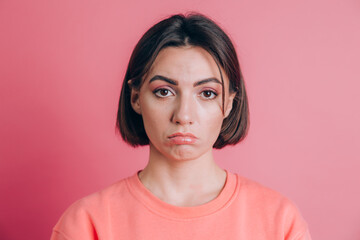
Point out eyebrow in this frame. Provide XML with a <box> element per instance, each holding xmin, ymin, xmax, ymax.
<box><xmin>148</xmin><ymin>75</ymin><xmax>222</xmax><ymax>87</ymax></box>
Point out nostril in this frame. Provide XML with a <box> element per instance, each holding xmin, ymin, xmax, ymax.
<box><xmin>171</xmin><ymin>99</ymin><xmax>194</xmax><ymax>125</ymax></box>
<box><xmin>174</xmin><ymin>119</ymin><xmax>193</xmax><ymax>125</ymax></box>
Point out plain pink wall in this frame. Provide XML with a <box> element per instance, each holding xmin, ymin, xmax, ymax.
<box><xmin>1</xmin><ymin>0</ymin><xmax>359</xmax><ymax>239</ymax></box>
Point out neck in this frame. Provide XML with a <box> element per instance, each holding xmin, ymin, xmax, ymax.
<box><xmin>138</xmin><ymin>144</ymin><xmax>227</xmax><ymax>207</ymax></box>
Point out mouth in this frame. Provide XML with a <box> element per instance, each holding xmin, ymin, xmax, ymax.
<box><xmin>167</xmin><ymin>132</ymin><xmax>197</xmax><ymax>145</ymax></box>
<box><xmin>168</xmin><ymin>132</ymin><xmax>197</xmax><ymax>138</ymax></box>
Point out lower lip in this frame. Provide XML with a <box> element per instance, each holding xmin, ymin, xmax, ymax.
<box><xmin>168</xmin><ymin>136</ymin><xmax>197</xmax><ymax>145</ymax></box>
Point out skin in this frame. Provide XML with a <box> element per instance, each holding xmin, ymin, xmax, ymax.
<box><xmin>130</xmin><ymin>46</ymin><xmax>236</xmax><ymax>207</ymax></box>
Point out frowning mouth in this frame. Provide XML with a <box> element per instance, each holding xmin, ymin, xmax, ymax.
<box><xmin>167</xmin><ymin>132</ymin><xmax>197</xmax><ymax>144</ymax></box>
<box><xmin>168</xmin><ymin>132</ymin><xmax>197</xmax><ymax>138</ymax></box>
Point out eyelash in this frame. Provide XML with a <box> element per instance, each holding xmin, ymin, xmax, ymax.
<box><xmin>153</xmin><ymin>88</ymin><xmax>218</xmax><ymax>100</ymax></box>
<box><xmin>200</xmin><ymin>90</ymin><xmax>218</xmax><ymax>100</ymax></box>
<box><xmin>153</xmin><ymin>88</ymin><xmax>174</xmax><ymax>98</ymax></box>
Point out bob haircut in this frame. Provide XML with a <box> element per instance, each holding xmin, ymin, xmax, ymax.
<box><xmin>116</xmin><ymin>13</ymin><xmax>249</xmax><ymax>149</ymax></box>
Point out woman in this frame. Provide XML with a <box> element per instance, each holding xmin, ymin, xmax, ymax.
<box><xmin>51</xmin><ymin>13</ymin><xmax>311</xmax><ymax>239</ymax></box>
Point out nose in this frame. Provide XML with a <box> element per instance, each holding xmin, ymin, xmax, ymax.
<box><xmin>171</xmin><ymin>94</ymin><xmax>195</xmax><ymax>125</ymax></box>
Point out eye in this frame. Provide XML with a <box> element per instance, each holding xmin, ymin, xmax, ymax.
<box><xmin>200</xmin><ymin>90</ymin><xmax>217</xmax><ymax>100</ymax></box>
<box><xmin>154</xmin><ymin>88</ymin><xmax>174</xmax><ymax>98</ymax></box>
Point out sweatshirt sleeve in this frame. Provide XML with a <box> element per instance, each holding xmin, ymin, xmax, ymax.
<box><xmin>50</xmin><ymin>230</ymin><xmax>71</xmax><ymax>240</ymax></box>
<box><xmin>282</xmin><ymin>197</ymin><xmax>312</xmax><ymax>240</ymax></box>
<box><xmin>294</xmin><ymin>228</ymin><xmax>312</xmax><ymax>240</ymax></box>
<box><xmin>50</xmin><ymin>199</ymin><xmax>98</xmax><ymax>240</ymax></box>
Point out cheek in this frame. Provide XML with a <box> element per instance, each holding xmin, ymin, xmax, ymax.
<box><xmin>206</xmin><ymin>114</ymin><xmax>224</xmax><ymax>130</ymax></box>
<box><xmin>198</xmin><ymin>103</ymin><xmax>224</xmax><ymax>130</ymax></box>
<box><xmin>142</xmin><ymin>104</ymin><xmax>160</xmax><ymax>127</ymax></box>
<box><xmin>139</xmin><ymin>99</ymin><xmax>170</xmax><ymax>139</ymax></box>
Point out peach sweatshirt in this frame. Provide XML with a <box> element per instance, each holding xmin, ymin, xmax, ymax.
<box><xmin>51</xmin><ymin>169</ymin><xmax>311</xmax><ymax>240</ymax></box>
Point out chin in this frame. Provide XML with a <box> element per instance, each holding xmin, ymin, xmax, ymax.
<box><xmin>166</xmin><ymin>146</ymin><xmax>210</xmax><ymax>161</ymax></box>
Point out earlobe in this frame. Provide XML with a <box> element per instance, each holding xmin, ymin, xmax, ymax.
<box><xmin>127</xmin><ymin>79</ymin><xmax>133</xmax><ymax>88</ymax></box>
<box><xmin>130</xmin><ymin>89</ymin><xmax>142</xmax><ymax>115</ymax></box>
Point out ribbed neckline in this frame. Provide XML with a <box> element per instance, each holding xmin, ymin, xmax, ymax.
<box><xmin>126</xmin><ymin>169</ymin><xmax>238</xmax><ymax>220</ymax></box>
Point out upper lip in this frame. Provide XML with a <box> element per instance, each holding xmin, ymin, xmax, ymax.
<box><xmin>168</xmin><ymin>132</ymin><xmax>197</xmax><ymax>138</ymax></box>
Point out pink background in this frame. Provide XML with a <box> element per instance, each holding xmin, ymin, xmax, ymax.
<box><xmin>1</xmin><ymin>0</ymin><xmax>359</xmax><ymax>239</ymax></box>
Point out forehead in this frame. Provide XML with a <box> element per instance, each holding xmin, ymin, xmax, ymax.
<box><xmin>147</xmin><ymin>46</ymin><xmax>224</xmax><ymax>82</ymax></box>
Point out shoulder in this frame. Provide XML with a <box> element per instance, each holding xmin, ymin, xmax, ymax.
<box><xmin>236</xmin><ymin>174</ymin><xmax>300</xmax><ymax>210</ymax></box>
<box><xmin>65</xmin><ymin>176</ymin><xmax>130</xmax><ymax>212</ymax></box>
<box><xmin>234</xmin><ymin>174</ymin><xmax>310</xmax><ymax>239</ymax></box>
<box><xmin>51</xmin><ymin>176</ymin><xmax>132</xmax><ymax>239</ymax></box>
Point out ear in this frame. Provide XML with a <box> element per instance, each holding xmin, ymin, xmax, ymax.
<box><xmin>129</xmin><ymin>80</ymin><xmax>142</xmax><ymax>115</ymax></box>
<box><xmin>224</xmin><ymin>92</ymin><xmax>236</xmax><ymax>118</ymax></box>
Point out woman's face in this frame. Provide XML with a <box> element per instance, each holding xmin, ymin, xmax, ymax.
<box><xmin>130</xmin><ymin>46</ymin><xmax>235</xmax><ymax>161</ymax></box>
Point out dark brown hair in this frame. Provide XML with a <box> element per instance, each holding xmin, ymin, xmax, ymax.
<box><xmin>116</xmin><ymin>13</ymin><xmax>249</xmax><ymax>149</ymax></box>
